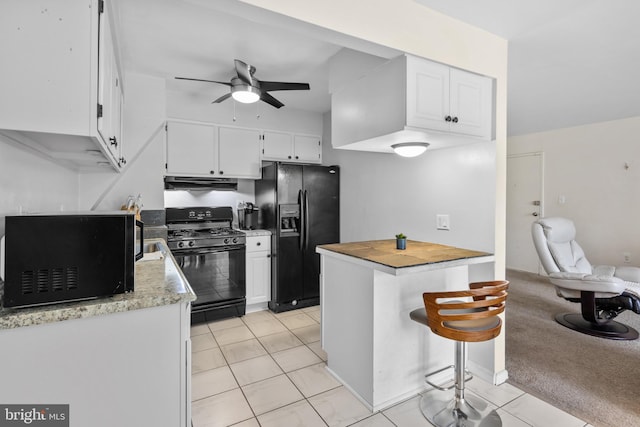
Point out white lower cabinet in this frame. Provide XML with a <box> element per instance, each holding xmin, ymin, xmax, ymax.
<box><xmin>245</xmin><ymin>234</ymin><xmax>271</xmax><ymax>309</ymax></box>
<box><xmin>0</xmin><ymin>302</ymin><xmax>191</xmax><ymax>427</ymax></box>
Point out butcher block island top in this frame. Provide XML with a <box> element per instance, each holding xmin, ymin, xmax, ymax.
<box><xmin>317</xmin><ymin>239</ymin><xmax>493</xmax><ymax>276</ymax></box>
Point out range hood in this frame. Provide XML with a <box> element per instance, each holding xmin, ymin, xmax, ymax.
<box><xmin>164</xmin><ymin>176</ymin><xmax>238</xmax><ymax>191</ymax></box>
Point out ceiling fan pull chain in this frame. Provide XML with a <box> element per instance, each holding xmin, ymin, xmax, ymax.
<box><xmin>256</xmin><ymin>101</ymin><xmax>261</xmax><ymax>120</ymax></box>
<box><xmin>233</xmin><ymin>99</ymin><xmax>237</xmax><ymax>122</ymax></box>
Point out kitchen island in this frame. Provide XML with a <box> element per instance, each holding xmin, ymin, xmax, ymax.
<box><xmin>0</xmin><ymin>239</ymin><xmax>195</xmax><ymax>427</ymax></box>
<box><xmin>317</xmin><ymin>239</ymin><xmax>500</xmax><ymax>411</ymax></box>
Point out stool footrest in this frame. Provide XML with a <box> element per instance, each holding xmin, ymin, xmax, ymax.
<box><xmin>424</xmin><ymin>365</ymin><xmax>473</xmax><ymax>391</ymax></box>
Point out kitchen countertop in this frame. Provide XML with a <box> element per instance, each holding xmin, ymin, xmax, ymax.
<box><xmin>0</xmin><ymin>238</ymin><xmax>196</xmax><ymax>330</ymax></box>
<box><xmin>239</xmin><ymin>229</ymin><xmax>271</xmax><ymax>237</ymax></box>
<box><xmin>317</xmin><ymin>239</ymin><xmax>493</xmax><ymax>276</ymax></box>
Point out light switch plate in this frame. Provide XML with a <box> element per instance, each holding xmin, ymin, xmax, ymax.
<box><xmin>437</xmin><ymin>214</ymin><xmax>450</xmax><ymax>230</ymax></box>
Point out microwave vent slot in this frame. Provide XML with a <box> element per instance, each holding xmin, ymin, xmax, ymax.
<box><xmin>52</xmin><ymin>268</ymin><xmax>64</xmax><ymax>291</ymax></box>
<box><xmin>21</xmin><ymin>271</ymin><xmax>34</xmax><ymax>295</ymax></box>
<box><xmin>66</xmin><ymin>267</ymin><xmax>79</xmax><ymax>290</ymax></box>
<box><xmin>37</xmin><ymin>269</ymin><xmax>48</xmax><ymax>293</ymax></box>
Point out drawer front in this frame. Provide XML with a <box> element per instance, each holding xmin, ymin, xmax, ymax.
<box><xmin>246</xmin><ymin>235</ymin><xmax>271</xmax><ymax>253</ymax></box>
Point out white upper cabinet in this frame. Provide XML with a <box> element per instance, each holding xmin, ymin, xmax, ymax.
<box><xmin>166</xmin><ymin>121</ymin><xmax>217</xmax><ymax>176</ymax></box>
<box><xmin>262</xmin><ymin>131</ymin><xmax>322</xmax><ymax>163</ymax></box>
<box><xmin>0</xmin><ymin>0</ymin><xmax>124</xmax><ymax>170</ymax></box>
<box><xmin>97</xmin><ymin>6</ymin><xmax>124</xmax><ymax>165</ymax></box>
<box><xmin>165</xmin><ymin>120</ymin><xmax>261</xmax><ymax>179</ymax></box>
<box><xmin>293</xmin><ymin>135</ymin><xmax>322</xmax><ymax>163</ymax></box>
<box><xmin>218</xmin><ymin>127</ymin><xmax>261</xmax><ymax>178</ymax></box>
<box><xmin>331</xmin><ymin>54</ymin><xmax>494</xmax><ymax>153</ymax></box>
<box><xmin>407</xmin><ymin>57</ymin><xmax>492</xmax><ymax>138</ymax></box>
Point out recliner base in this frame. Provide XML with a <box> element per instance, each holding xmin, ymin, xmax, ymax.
<box><xmin>555</xmin><ymin>313</ymin><xmax>639</xmax><ymax>340</ymax></box>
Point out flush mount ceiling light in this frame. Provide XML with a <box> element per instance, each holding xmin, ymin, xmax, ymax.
<box><xmin>391</xmin><ymin>142</ymin><xmax>430</xmax><ymax>157</ymax></box>
<box><xmin>231</xmin><ymin>82</ymin><xmax>261</xmax><ymax>103</ymax></box>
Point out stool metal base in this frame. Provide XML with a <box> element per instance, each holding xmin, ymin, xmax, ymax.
<box><xmin>419</xmin><ymin>389</ymin><xmax>501</xmax><ymax>427</ymax></box>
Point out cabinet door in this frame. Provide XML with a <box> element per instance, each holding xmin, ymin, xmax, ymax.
<box><xmin>262</xmin><ymin>131</ymin><xmax>293</xmax><ymax>161</ymax></box>
<box><xmin>294</xmin><ymin>135</ymin><xmax>322</xmax><ymax>163</ymax></box>
<box><xmin>166</xmin><ymin>121</ymin><xmax>217</xmax><ymax>176</ymax></box>
<box><xmin>449</xmin><ymin>68</ymin><xmax>492</xmax><ymax>138</ymax></box>
<box><xmin>97</xmin><ymin>1</ymin><xmax>127</xmax><ymax>167</ymax></box>
<box><xmin>406</xmin><ymin>57</ymin><xmax>450</xmax><ymax>132</ymax></box>
<box><xmin>111</xmin><ymin>70</ymin><xmax>123</xmax><ymax>165</ymax></box>
<box><xmin>97</xmin><ymin>6</ymin><xmax>115</xmax><ymax>157</ymax></box>
<box><xmin>218</xmin><ymin>127</ymin><xmax>261</xmax><ymax>178</ymax></box>
<box><xmin>246</xmin><ymin>251</ymin><xmax>271</xmax><ymax>305</ymax></box>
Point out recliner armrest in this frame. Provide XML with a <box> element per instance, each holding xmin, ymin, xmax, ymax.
<box><xmin>548</xmin><ymin>272</ymin><xmax>627</xmax><ymax>295</ymax></box>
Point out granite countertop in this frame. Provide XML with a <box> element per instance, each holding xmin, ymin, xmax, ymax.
<box><xmin>0</xmin><ymin>238</ymin><xmax>196</xmax><ymax>330</ymax></box>
<box><xmin>239</xmin><ymin>229</ymin><xmax>271</xmax><ymax>237</ymax></box>
<box><xmin>317</xmin><ymin>239</ymin><xmax>494</xmax><ymax>276</ymax></box>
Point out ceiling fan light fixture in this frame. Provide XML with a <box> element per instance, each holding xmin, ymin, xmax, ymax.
<box><xmin>392</xmin><ymin>142</ymin><xmax>430</xmax><ymax>157</ymax></box>
<box><xmin>231</xmin><ymin>85</ymin><xmax>260</xmax><ymax>103</ymax></box>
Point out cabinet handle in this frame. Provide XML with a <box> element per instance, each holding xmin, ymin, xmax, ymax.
<box><xmin>219</xmin><ymin>170</ymin><xmax>224</xmax><ymax>175</ymax></box>
<box><xmin>109</xmin><ymin>136</ymin><xmax>118</xmax><ymax>147</ymax></box>
<box><xmin>267</xmin><ymin>254</ymin><xmax>271</xmax><ymax>258</ymax></box>
<box><xmin>119</xmin><ymin>157</ymin><xmax>126</xmax><ymax>165</ymax></box>
<box><xmin>295</xmin><ymin>156</ymin><xmax>299</xmax><ymax>159</ymax></box>
<box><xmin>210</xmin><ymin>170</ymin><xmax>215</xmax><ymax>175</ymax></box>
<box><xmin>445</xmin><ymin>116</ymin><xmax>452</xmax><ymax>122</ymax></box>
<box><xmin>288</xmin><ymin>156</ymin><xmax>292</xmax><ymax>159</ymax></box>
<box><xmin>256</xmin><ymin>242</ymin><xmax>261</xmax><ymax>246</ymax></box>
<box><xmin>452</xmin><ymin>117</ymin><xmax>459</xmax><ymax>123</ymax></box>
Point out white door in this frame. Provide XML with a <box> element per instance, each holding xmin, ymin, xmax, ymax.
<box><xmin>507</xmin><ymin>153</ymin><xmax>544</xmax><ymax>273</ymax></box>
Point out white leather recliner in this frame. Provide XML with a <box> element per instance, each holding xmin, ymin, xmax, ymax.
<box><xmin>531</xmin><ymin>217</ymin><xmax>640</xmax><ymax>340</ymax></box>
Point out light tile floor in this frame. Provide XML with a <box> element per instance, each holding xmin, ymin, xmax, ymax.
<box><xmin>190</xmin><ymin>306</ymin><xmax>593</xmax><ymax>427</ymax></box>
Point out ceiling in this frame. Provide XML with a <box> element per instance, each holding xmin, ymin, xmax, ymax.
<box><xmin>115</xmin><ymin>0</ymin><xmax>640</xmax><ymax>136</ymax></box>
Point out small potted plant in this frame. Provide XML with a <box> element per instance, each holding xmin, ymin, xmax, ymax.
<box><xmin>395</xmin><ymin>233</ymin><xmax>407</xmax><ymax>250</ymax></box>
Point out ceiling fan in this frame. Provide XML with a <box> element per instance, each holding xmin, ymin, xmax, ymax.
<box><xmin>175</xmin><ymin>59</ymin><xmax>310</xmax><ymax>109</ymax></box>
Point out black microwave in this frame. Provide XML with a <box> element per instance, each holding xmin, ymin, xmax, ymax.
<box><xmin>1</xmin><ymin>212</ymin><xmax>143</xmax><ymax>308</ymax></box>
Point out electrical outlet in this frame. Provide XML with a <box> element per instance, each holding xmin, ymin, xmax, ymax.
<box><xmin>624</xmin><ymin>252</ymin><xmax>632</xmax><ymax>263</ymax></box>
<box><xmin>437</xmin><ymin>214</ymin><xmax>450</xmax><ymax>230</ymax></box>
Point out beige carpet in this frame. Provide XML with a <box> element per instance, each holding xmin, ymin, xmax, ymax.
<box><xmin>505</xmin><ymin>269</ymin><xmax>640</xmax><ymax>427</ymax></box>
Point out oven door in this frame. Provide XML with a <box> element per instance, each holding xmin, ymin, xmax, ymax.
<box><xmin>173</xmin><ymin>245</ymin><xmax>246</xmax><ymax>310</ymax></box>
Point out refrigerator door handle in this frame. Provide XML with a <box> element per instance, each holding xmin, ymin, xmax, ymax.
<box><xmin>304</xmin><ymin>190</ymin><xmax>310</xmax><ymax>250</ymax></box>
<box><xmin>299</xmin><ymin>189</ymin><xmax>305</xmax><ymax>251</ymax></box>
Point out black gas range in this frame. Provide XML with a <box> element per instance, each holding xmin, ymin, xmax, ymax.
<box><xmin>166</xmin><ymin>207</ymin><xmax>246</xmax><ymax>323</ymax></box>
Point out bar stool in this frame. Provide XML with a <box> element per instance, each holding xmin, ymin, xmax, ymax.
<box><xmin>409</xmin><ymin>280</ymin><xmax>508</xmax><ymax>427</ymax></box>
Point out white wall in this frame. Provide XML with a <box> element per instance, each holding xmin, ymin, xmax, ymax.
<box><xmin>508</xmin><ymin>115</ymin><xmax>640</xmax><ymax>268</ymax></box>
<box><xmin>0</xmin><ymin>137</ymin><xmax>79</xmax><ymax>237</ymax></box>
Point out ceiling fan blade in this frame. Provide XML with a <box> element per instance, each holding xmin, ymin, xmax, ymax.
<box><xmin>212</xmin><ymin>93</ymin><xmax>232</xmax><ymax>104</ymax></box>
<box><xmin>260</xmin><ymin>92</ymin><xmax>284</xmax><ymax>109</ymax></box>
<box><xmin>234</xmin><ymin>59</ymin><xmax>256</xmax><ymax>85</ymax></box>
<box><xmin>175</xmin><ymin>77</ymin><xmax>231</xmax><ymax>86</ymax></box>
<box><xmin>260</xmin><ymin>81</ymin><xmax>310</xmax><ymax>92</ymax></box>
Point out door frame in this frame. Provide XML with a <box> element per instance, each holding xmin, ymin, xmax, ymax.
<box><xmin>507</xmin><ymin>151</ymin><xmax>545</xmax><ymax>274</ymax></box>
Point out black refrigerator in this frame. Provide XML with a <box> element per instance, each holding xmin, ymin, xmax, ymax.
<box><xmin>255</xmin><ymin>163</ymin><xmax>340</xmax><ymax>312</ymax></box>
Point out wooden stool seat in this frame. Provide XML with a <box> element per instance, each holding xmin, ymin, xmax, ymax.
<box><xmin>410</xmin><ymin>280</ymin><xmax>508</xmax><ymax>427</ymax></box>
